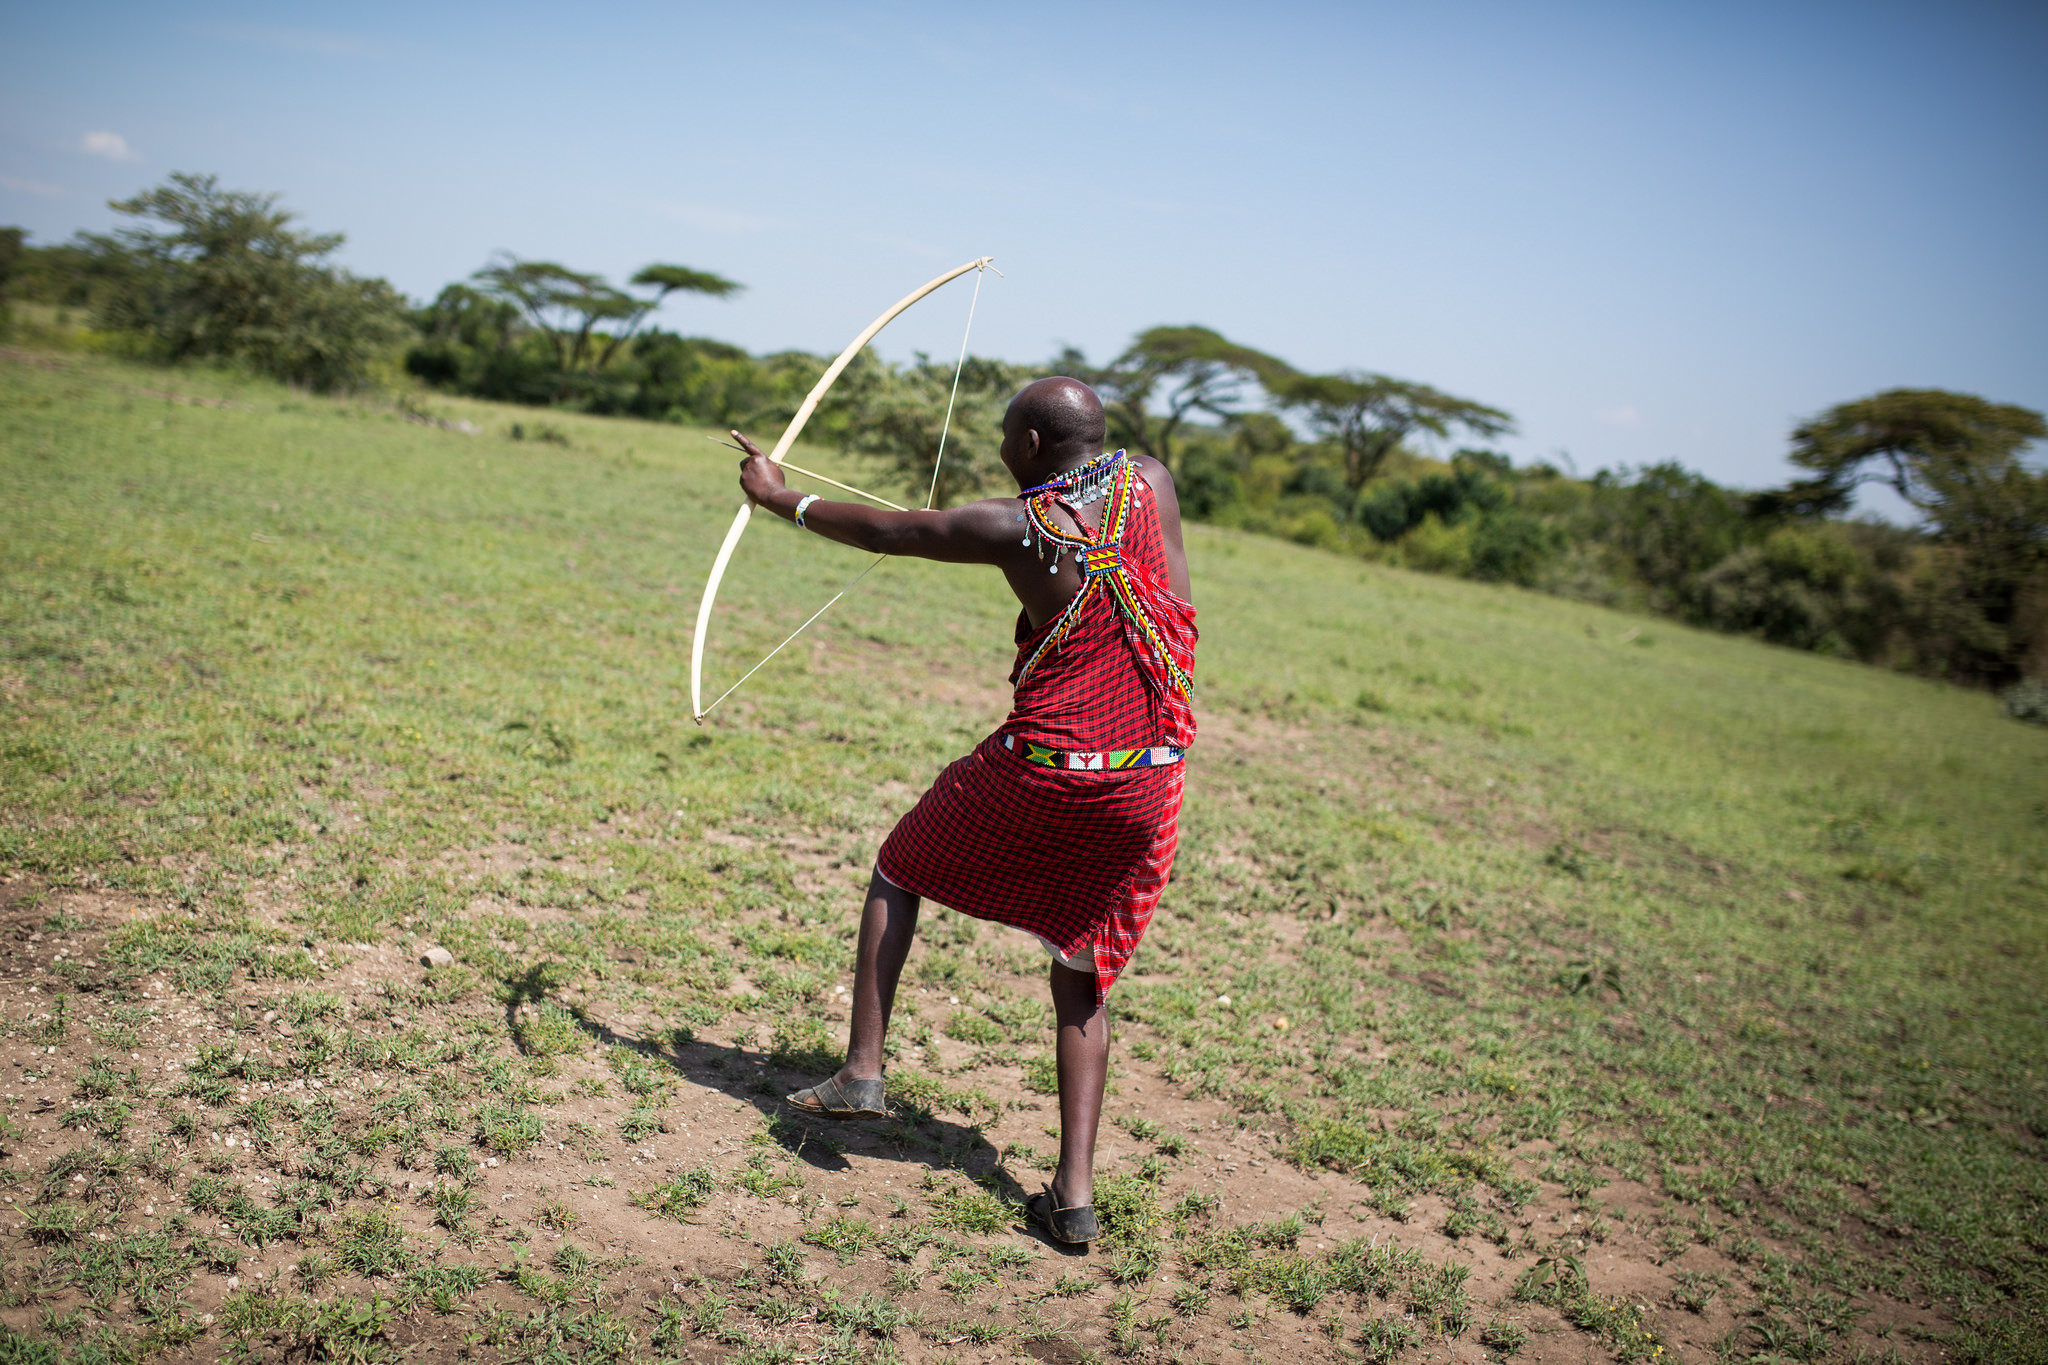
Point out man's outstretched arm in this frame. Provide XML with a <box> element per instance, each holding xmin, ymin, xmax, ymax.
<box><xmin>733</xmin><ymin>432</ymin><xmax>1014</xmax><ymax>566</ymax></box>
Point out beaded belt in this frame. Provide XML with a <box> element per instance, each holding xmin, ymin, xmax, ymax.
<box><xmin>1002</xmin><ymin>733</ymin><xmax>1186</xmax><ymax>771</ymax></box>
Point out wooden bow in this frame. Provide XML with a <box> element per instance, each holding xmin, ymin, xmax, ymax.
<box><xmin>689</xmin><ymin>256</ymin><xmax>996</xmax><ymax>723</ymax></box>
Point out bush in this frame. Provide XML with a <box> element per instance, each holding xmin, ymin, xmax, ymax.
<box><xmin>1695</xmin><ymin>524</ymin><xmax>1866</xmax><ymax>650</ymax></box>
<box><xmin>2002</xmin><ymin>679</ymin><xmax>2048</xmax><ymax>725</ymax></box>
<box><xmin>83</xmin><ymin>173</ymin><xmax>407</xmax><ymax>392</ymax></box>
<box><xmin>1468</xmin><ymin>508</ymin><xmax>1558</xmax><ymax>584</ymax></box>
<box><xmin>1358</xmin><ymin>469</ymin><xmax>1505</xmax><ymax>543</ymax></box>
<box><xmin>1399</xmin><ymin>513</ymin><xmax>1474</xmax><ymax>576</ymax></box>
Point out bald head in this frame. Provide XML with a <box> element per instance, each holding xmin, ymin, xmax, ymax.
<box><xmin>1006</xmin><ymin>376</ymin><xmax>1106</xmax><ymax>462</ymax></box>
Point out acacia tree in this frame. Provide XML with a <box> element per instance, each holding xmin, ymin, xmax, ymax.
<box><xmin>1057</xmin><ymin>325</ymin><xmax>1293</xmax><ymax>474</ymax></box>
<box><xmin>1757</xmin><ymin>388</ymin><xmax>2047</xmax><ymax>681</ymax></box>
<box><xmin>471</xmin><ymin>256</ymin><xmax>741</xmax><ymax>375</ymax></box>
<box><xmin>1761</xmin><ymin>388</ymin><xmax>2046</xmax><ymax>526</ymax></box>
<box><xmin>85</xmin><ymin>172</ymin><xmax>407</xmax><ymax>391</ymax></box>
<box><xmin>608</xmin><ymin>265</ymin><xmax>744</xmax><ymax>366</ymax></box>
<box><xmin>1276</xmin><ymin>372</ymin><xmax>1513</xmax><ymax>495</ymax></box>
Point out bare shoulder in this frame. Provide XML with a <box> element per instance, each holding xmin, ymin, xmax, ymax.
<box><xmin>1125</xmin><ymin>452</ymin><xmax>1194</xmax><ymax>599</ymax></box>
<box><xmin>946</xmin><ymin>493</ymin><xmax>1026</xmax><ymax>536</ymax></box>
<box><xmin>1128</xmin><ymin>452</ymin><xmax>1182</xmax><ymax>512</ymax></box>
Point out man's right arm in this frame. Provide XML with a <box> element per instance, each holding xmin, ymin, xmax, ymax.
<box><xmin>735</xmin><ymin>436</ymin><xmax>1016</xmax><ymax>566</ymax></box>
<box><xmin>800</xmin><ymin>496</ymin><xmax>1022</xmax><ymax>566</ymax></box>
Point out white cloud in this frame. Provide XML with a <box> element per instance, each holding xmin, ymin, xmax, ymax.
<box><xmin>81</xmin><ymin>131</ymin><xmax>139</xmax><ymax>163</ymax></box>
<box><xmin>0</xmin><ymin>175</ymin><xmax>65</xmax><ymax>197</ymax></box>
<box><xmin>1593</xmin><ymin>406</ymin><xmax>1640</xmax><ymax>428</ymax></box>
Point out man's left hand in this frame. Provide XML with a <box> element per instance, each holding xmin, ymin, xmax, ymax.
<box><xmin>734</xmin><ymin>430</ymin><xmax>786</xmax><ymax>506</ymax></box>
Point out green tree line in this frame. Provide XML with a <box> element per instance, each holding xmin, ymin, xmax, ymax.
<box><xmin>4</xmin><ymin>173</ymin><xmax>2043</xmax><ymax>698</ymax></box>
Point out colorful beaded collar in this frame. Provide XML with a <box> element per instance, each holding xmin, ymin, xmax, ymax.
<box><xmin>1016</xmin><ymin>450</ymin><xmax>1130</xmax><ymax>574</ymax></box>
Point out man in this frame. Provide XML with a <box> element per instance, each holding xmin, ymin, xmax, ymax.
<box><xmin>731</xmin><ymin>376</ymin><xmax>1197</xmax><ymax>1245</ymax></box>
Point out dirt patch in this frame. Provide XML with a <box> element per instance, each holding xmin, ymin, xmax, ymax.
<box><xmin>0</xmin><ymin>817</ymin><xmax>1956</xmax><ymax>1365</ymax></box>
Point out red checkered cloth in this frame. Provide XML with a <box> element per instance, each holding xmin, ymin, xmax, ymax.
<box><xmin>1004</xmin><ymin>473</ymin><xmax>1197</xmax><ymax>753</ymax></box>
<box><xmin>876</xmin><ymin>736</ymin><xmax>1184</xmax><ymax>1005</ymax></box>
<box><xmin>875</xmin><ymin>473</ymin><xmax>1196</xmax><ymax>1004</ymax></box>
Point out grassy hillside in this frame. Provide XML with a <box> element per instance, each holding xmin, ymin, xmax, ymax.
<box><xmin>2</xmin><ymin>351</ymin><xmax>2043</xmax><ymax>1365</ymax></box>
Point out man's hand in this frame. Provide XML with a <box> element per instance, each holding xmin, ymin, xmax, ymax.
<box><xmin>734</xmin><ymin>430</ymin><xmax>786</xmax><ymax>507</ymax></box>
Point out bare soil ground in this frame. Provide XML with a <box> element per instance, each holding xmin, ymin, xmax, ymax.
<box><xmin>0</xmin><ymin>708</ymin><xmax>1950</xmax><ymax>1364</ymax></box>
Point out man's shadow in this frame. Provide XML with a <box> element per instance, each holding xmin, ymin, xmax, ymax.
<box><xmin>561</xmin><ymin>1008</ymin><xmax>1033</xmax><ymax>1209</ymax></box>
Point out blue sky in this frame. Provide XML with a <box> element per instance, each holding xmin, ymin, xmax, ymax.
<box><xmin>4</xmin><ymin>1</ymin><xmax>2043</xmax><ymax>501</ymax></box>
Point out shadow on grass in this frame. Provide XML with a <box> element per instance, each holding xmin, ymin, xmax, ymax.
<box><xmin>550</xmin><ymin>1007</ymin><xmax>1031</xmax><ymax>1208</ymax></box>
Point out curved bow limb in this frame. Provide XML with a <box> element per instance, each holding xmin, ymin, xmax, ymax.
<box><xmin>689</xmin><ymin>255</ymin><xmax>996</xmax><ymax>723</ymax></box>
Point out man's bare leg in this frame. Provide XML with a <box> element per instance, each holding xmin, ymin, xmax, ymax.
<box><xmin>1049</xmin><ymin>961</ymin><xmax>1110</xmax><ymax>1209</ymax></box>
<box><xmin>838</xmin><ymin>870</ymin><xmax>920</xmax><ymax>1084</ymax></box>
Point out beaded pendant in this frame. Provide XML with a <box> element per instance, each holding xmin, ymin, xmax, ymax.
<box><xmin>1021</xmin><ymin>450</ymin><xmax>1129</xmax><ymax>567</ymax></box>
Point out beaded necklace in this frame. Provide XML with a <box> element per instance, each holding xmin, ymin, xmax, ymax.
<box><xmin>1011</xmin><ymin>450</ymin><xmax>1195</xmax><ymax>699</ymax></box>
<box><xmin>1016</xmin><ymin>449</ymin><xmax>1127</xmax><ymax>571</ymax></box>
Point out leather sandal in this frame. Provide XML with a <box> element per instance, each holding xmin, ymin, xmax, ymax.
<box><xmin>784</xmin><ymin>1073</ymin><xmax>889</xmax><ymax>1120</ymax></box>
<box><xmin>1026</xmin><ymin>1185</ymin><xmax>1100</xmax><ymax>1245</ymax></box>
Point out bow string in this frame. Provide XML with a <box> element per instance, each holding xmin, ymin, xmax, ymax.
<box><xmin>689</xmin><ymin>257</ymin><xmax>996</xmax><ymax>723</ymax></box>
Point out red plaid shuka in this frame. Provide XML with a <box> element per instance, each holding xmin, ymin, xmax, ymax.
<box><xmin>877</xmin><ymin>460</ymin><xmax>1196</xmax><ymax>1003</ymax></box>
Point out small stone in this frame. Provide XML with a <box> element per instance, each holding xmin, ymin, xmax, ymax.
<box><xmin>420</xmin><ymin>946</ymin><xmax>455</xmax><ymax>969</ymax></box>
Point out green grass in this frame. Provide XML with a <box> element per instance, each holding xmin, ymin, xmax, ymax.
<box><xmin>2</xmin><ymin>352</ymin><xmax>2046</xmax><ymax>1360</ymax></box>
<box><xmin>634</xmin><ymin>1166</ymin><xmax>717</xmax><ymax>1221</ymax></box>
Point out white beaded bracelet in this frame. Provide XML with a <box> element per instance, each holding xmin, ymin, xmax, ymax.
<box><xmin>793</xmin><ymin>494</ymin><xmax>820</xmax><ymax>529</ymax></box>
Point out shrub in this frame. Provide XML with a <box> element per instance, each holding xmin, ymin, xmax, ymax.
<box><xmin>1399</xmin><ymin>513</ymin><xmax>1474</xmax><ymax>576</ymax></box>
<box><xmin>1468</xmin><ymin>508</ymin><xmax>1559</xmax><ymax>584</ymax></box>
<box><xmin>83</xmin><ymin>173</ymin><xmax>408</xmax><ymax>392</ymax></box>
<box><xmin>2002</xmin><ymin>679</ymin><xmax>2048</xmax><ymax>725</ymax></box>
